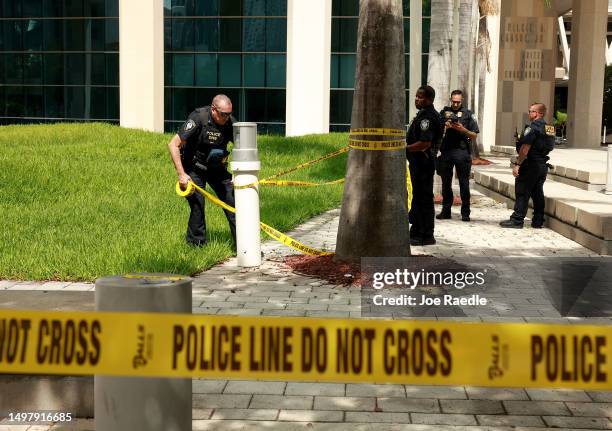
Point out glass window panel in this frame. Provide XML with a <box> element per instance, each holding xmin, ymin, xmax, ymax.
<box><xmin>4</xmin><ymin>20</ymin><xmax>23</xmax><ymax>51</ymax></box>
<box><xmin>23</xmin><ymin>19</ymin><xmax>43</xmax><ymax>50</ymax></box>
<box><xmin>43</xmin><ymin>0</ymin><xmax>63</xmax><ymax>16</ymax></box>
<box><xmin>421</xmin><ymin>54</ymin><xmax>428</xmax><ymax>85</ymax></box>
<box><xmin>331</xmin><ymin>19</ymin><xmax>340</xmax><ymax>52</ymax></box>
<box><xmin>6</xmin><ymin>86</ymin><xmax>25</xmax><ymax>116</ymax></box>
<box><xmin>338</xmin><ymin>54</ymin><xmax>355</xmax><ymax>88</ymax></box>
<box><xmin>194</xmin><ymin>0</ymin><xmax>218</xmax><ymax>16</ymax></box>
<box><xmin>0</xmin><ymin>87</ymin><xmax>5</xmax><ymax>116</ymax></box>
<box><xmin>65</xmin><ymin>53</ymin><xmax>85</xmax><ymax>84</ymax></box>
<box><xmin>23</xmin><ymin>53</ymin><xmax>42</xmax><ymax>84</ymax></box>
<box><xmin>23</xmin><ymin>0</ymin><xmax>43</xmax><ymax>17</ymax></box>
<box><xmin>43</xmin><ymin>19</ymin><xmax>63</xmax><ymax>50</ymax></box>
<box><xmin>422</xmin><ymin>18</ymin><xmax>430</xmax><ymax>53</ymax></box>
<box><xmin>88</xmin><ymin>86</ymin><xmax>106</xmax><ymax>118</ymax></box>
<box><xmin>0</xmin><ymin>54</ymin><xmax>4</xmax><ymax>84</ymax></box>
<box><xmin>194</xmin><ymin>88</ymin><xmax>215</xmax><ymax>109</ymax></box>
<box><xmin>3</xmin><ymin>1</ymin><xmax>22</xmax><ymax>18</ymax></box>
<box><xmin>183</xmin><ymin>0</ymin><xmax>196</xmax><ymax>16</ymax></box>
<box><xmin>243</xmin><ymin>18</ymin><xmax>265</xmax><ymax>52</ymax></box>
<box><xmin>164</xmin><ymin>87</ymin><xmax>171</xmax><ymax>122</ymax></box>
<box><xmin>195</xmin><ymin>19</ymin><xmax>218</xmax><ymax>51</ymax></box>
<box><xmin>86</xmin><ymin>0</ymin><xmax>106</xmax><ymax>16</ymax></box>
<box><xmin>244</xmin><ymin>89</ymin><xmax>265</xmax><ymax>122</ymax></box>
<box><xmin>266</xmin><ymin>0</ymin><xmax>286</xmax><ymax>16</ymax></box>
<box><xmin>172</xmin><ymin>18</ymin><xmax>194</xmax><ymax>51</ymax></box>
<box><xmin>195</xmin><ymin>53</ymin><xmax>217</xmax><ymax>86</ymax></box>
<box><xmin>265</xmin><ymin>89</ymin><xmax>284</xmax><ymax>122</ymax></box>
<box><xmin>403</xmin><ymin>0</ymin><xmax>409</xmax><ymax>16</ymax></box>
<box><xmin>65</xmin><ymin>20</ymin><xmax>85</xmax><ymax>50</ymax></box>
<box><xmin>220</xmin><ymin>0</ymin><xmax>240</xmax><ymax>16</ymax></box>
<box><xmin>172</xmin><ymin>88</ymin><xmax>195</xmax><ymax>121</ymax></box>
<box><xmin>219</xmin><ymin>18</ymin><xmax>241</xmax><ymax>51</ymax></box>
<box><xmin>105</xmin><ymin>19</ymin><xmax>119</xmax><ymax>50</ymax></box>
<box><xmin>106</xmin><ymin>0</ymin><xmax>118</xmax><ymax>16</ymax></box>
<box><xmin>338</xmin><ymin>19</ymin><xmax>357</xmax><ymax>52</ymax></box>
<box><xmin>6</xmin><ymin>54</ymin><xmax>23</xmax><ymax>84</ymax></box>
<box><xmin>404</xmin><ymin>18</ymin><xmax>409</xmax><ymax>53</ymax></box>
<box><xmin>64</xmin><ymin>0</ymin><xmax>84</xmax><ymax>17</ymax></box>
<box><xmin>44</xmin><ymin>87</ymin><xmax>64</xmax><ymax>118</ymax></box>
<box><xmin>25</xmin><ymin>86</ymin><xmax>44</xmax><ymax>117</ymax></box>
<box><xmin>340</xmin><ymin>0</ymin><xmax>358</xmax><ymax>16</ymax></box>
<box><xmin>266</xmin><ymin>18</ymin><xmax>286</xmax><ymax>52</ymax></box>
<box><xmin>266</xmin><ymin>54</ymin><xmax>285</xmax><ymax>87</ymax></box>
<box><xmin>106</xmin><ymin>86</ymin><xmax>119</xmax><ymax>119</ymax></box>
<box><xmin>65</xmin><ymin>86</ymin><xmax>85</xmax><ymax>118</ymax></box>
<box><xmin>164</xmin><ymin>18</ymin><xmax>172</xmax><ymax>50</ymax></box>
<box><xmin>172</xmin><ymin>53</ymin><xmax>194</xmax><ymax>86</ymax></box>
<box><xmin>423</xmin><ymin>0</ymin><xmax>431</xmax><ymax>17</ymax></box>
<box><xmin>164</xmin><ymin>53</ymin><xmax>171</xmax><ymax>86</ymax></box>
<box><xmin>90</xmin><ymin>19</ymin><xmax>105</xmax><ymax>50</ymax></box>
<box><xmin>243</xmin><ymin>54</ymin><xmax>264</xmax><ymax>87</ymax></box>
<box><xmin>44</xmin><ymin>53</ymin><xmax>64</xmax><ymax>84</ymax></box>
<box><xmin>106</xmin><ymin>53</ymin><xmax>118</xmax><ymax>85</ymax></box>
<box><xmin>218</xmin><ymin>54</ymin><xmax>240</xmax><ymax>86</ymax></box>
<box><xmin>243</xmin><ymin>0</ymin><xmax>264</xmax><ymax>16</ymax></box>
<box><xmin>330</xmin><ymin>54</ymin><xmax>339</xmax><ymax>88</ymax></box>
<box><xmin>404</xmin><ymin>54</ymin><xmax>409</xmax><ymax>89</ymax></box>
<box><xmin>89</xmin><ymin>53</ymin><xmax>106</xmax><ymax>85</ymax></box>
<box><xmin>332</xmin><ymin>0</ymin><xmax>340</xmax><ymax>17</ymax></box>
<box><xmin>330</xmin><ymin>89</ymin><xmax>353</xmax><ymax>124</ymax></box>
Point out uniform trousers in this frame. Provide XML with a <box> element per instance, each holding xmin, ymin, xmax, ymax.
<box><xmin>510</xmin><ymin>161</ymin><xmax>548</xmax><ymax>226</ymax></box>
<box><xmin>408</xmin><ymin>153</ymin><xmax>435</xmax><ymax>240</ymax></box>
<box><xmin>438</xmin><ymin>148</ymin><xmax>472</xmax><ymax>217</ymax></box>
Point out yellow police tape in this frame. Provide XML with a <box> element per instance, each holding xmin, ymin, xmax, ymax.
<box><xmin>176</xmin><ymin>181</ymin><xmax>333</xmax><ymax>256</ymax></box>
<box><xmin>348</xmin><ymin>139</ymin><xmax>407</xmax><ymax>151</ymax></box>
<box><xmin>234</xmin><ymin>147</ymin><xmax>349</xmax><ymax>190</ymax></box>
<box><xmin>1</xmin><ymin>309</ymin><xmax>610</xmax><ymax>390</ymax></box>
<box><xmin>350</xmin><ymin>128</ymin><xmax>407</xmax><ymax>137</ymax></box>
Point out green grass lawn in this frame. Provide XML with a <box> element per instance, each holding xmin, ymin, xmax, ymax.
<box><xmin>0</xmin><ymin>123</ymin><xmax>347</xmax><ymax>281</ymax></box>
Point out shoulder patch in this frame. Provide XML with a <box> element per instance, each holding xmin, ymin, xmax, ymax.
<box><xmin>420</xmin><ymin>119</ymin><xmax>430</xmax><ymax>131</ymax></box>
<box><xmin>545</xmin><ymin>125</ymin><xmax>555</xmax><ymax>136</ymax></box>
<box><xmin>184</xmin><ymin>119</ymin><xmax>196</xmax><ymax>131</ymax></box>
<box><xmin>524</xmin><ymin>127</ymin><xmax>532</xmax><ymax>136</ymax></box>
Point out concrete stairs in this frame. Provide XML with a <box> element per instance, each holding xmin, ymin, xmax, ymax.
<box><xmin>475</xmin><ymin>149</ymin><xmax>612</xmax><ymax>255</ymax></box>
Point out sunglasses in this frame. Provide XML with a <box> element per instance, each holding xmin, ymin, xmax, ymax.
<box><xmin>214</xmin><ymin>105</ymin><xmax>232</xmax><ymax>118</ymax></box>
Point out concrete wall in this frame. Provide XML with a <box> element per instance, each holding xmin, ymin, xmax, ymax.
<box><xmin>496</xmin><ymin>0</ymin><xmax>557</xmax><ymax>147</ymax></box>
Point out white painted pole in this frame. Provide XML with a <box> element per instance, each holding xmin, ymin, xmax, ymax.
<box><xmin>606</xmin><ymin>144</ymin><xmax>612</xmax><ymax>195</ymax></box>
<box><xmin>232</xmin><ymin>123</ymin><xmax>262</xmax><ymax>267</ymax></box>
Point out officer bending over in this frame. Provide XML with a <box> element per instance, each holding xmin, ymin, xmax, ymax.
<box><xmin>168</xmin><ymin>94</ymin><xmax>237</xmax><ymax>247</ymax></box>
<box><xmin>437</xmin><ymin>90</ymin><xmax>479</xmax><ymax>222</ymax></box>
<box><xmin>406</xmin><ymin>85</ymin><xmax>443</xmax><ymax>246</ymax></box>
<box><xmin>499</xmin><ymin>103</ymin><xmax>555</xmax><ymax>229</ymax></box>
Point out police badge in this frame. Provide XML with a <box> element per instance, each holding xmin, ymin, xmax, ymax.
<box><xmin>420</xmin><ymin>119</ymin><xmax>430</xmax><ymax>130</ymax></box>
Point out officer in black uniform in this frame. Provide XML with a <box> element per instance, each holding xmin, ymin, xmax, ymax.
<box><xmin>500</xmin><ymin>103</ymin><xmax>555</xmax><ymax>229</ymax></box>
<box><xmin>437</xmin><ymin>90</ymin><xmax>480</xmax><ymax>222</ymax></box>
<box><xmin>168</xmin><ymin>94</ymin><xmax>237</xmax><ymax>246</ymax></box>
<box><xmin>406</xmin><ymin>85</ymin><xmax>443</xmax><ymax>246</ymax></box>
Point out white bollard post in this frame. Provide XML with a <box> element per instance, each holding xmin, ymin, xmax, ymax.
<box><xmin>606</xmin><ymin>144</ymin><xmax>612</xmax><ymax>195</ymax></box>
<box><xmin>232</xmin><ymin>123</ymin><xmax>262</xmax><ymax>267</ymax></box>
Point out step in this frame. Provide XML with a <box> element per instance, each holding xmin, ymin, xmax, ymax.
<box><xmin>490</xmin><ymin>145</ymin><xmax>608</xmax><ymax>190</ymax></box>
<box><xmin>473</xmin><ymin>166</ymin><xmax>612</xmax><ymax>255</ymax></box>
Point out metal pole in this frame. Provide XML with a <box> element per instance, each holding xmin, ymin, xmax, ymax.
<box><xmin>232</xmin><ymin>122</ymin><xmax>262</xmax><ymax>267</ymax></box>
<box><xmin>606</xmin><ymin>144</ymin><xmax>612</xmax><ymax>195</ymax></box>
<box><xmin>95</xmin><ymin>274</ymin><xmax>192</xmax><ymax>431</ymax></box>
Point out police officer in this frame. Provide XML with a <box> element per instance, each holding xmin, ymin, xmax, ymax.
<box><xmin>437</xmin><ymin>90</ymin><xmax>480</xmax><ymax>222</ymax></box>
<box><xmin>499</xmin><ymin>103</ymin><xmax>555</xmax><ymax>229</ymax></box>
<box><xmin>168</xmin><ymin>94</ymin><xmax>237</xmax><ymax>246</ymax></box>
<box><xmin>407</xmin><ymin>85</ymin><xmax>443</xmax><ymax>246</ymax></box>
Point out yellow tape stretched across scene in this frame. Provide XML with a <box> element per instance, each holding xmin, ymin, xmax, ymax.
<box><xmin>176</xmin><ymin>181</ymin><xmax>333</xmax><ymax>256</ymax></box>
<box><xmin>350</xmin><ymin>128</ymin><xmax>406</xmax><ymax>137</ymax></box>
<box><xmin>348</xmin><ymin>139</ymin><xmax>407</xmax><ymax>151</ymax></box>
<box><xmin>234</xmin><ymin>147</ymin><xmax>348</xmax><ymax>190</ymax></box>
<box><xmin>1</xmin><ymin>309</ymin><xmax>610</xmax><ymax>390</ymax></box>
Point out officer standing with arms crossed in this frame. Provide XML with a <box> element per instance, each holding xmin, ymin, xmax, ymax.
<box><xmin>406</xmin><ymin>85</ymin><xmax>443</xmax><ymax>246</ymax></box>
<box><xmin>436</xmin><ymin>90</ymin><xmax>480</xmax><ymax>222</ymax></box>
<box><xmin>168</xmin><ymin>94</ymin><xmax>237</xmax><ymax>247</ymax></box>
<box><xmin>499</xmin><ymin>103</ymin><xmax>555</xmax><ymax>229</ymax></box>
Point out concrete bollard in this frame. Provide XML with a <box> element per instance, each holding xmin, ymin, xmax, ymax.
<box><xmin>232</xmin><ymin>122</ymin><xmax>262</xmax><ymax>267</ymax></box>
<box><xmin>95</xmin><ymin>274</ymin><xmax>192</xmax><ymax>431</ymax></box>
<box><xmin>606</xmin><ymin>144</ymin><xmax>612</xmax><ymax>195</ymax></box>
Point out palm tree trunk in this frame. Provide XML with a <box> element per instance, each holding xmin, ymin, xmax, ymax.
<box><xmin>335</xmin><ymin>0</ymin><xmax>409</xmax><ymax>261</ymax></box>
